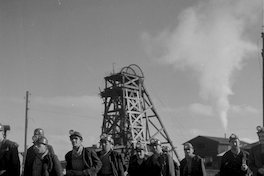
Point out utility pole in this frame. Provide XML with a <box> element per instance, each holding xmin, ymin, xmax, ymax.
<box><xmin>262</xmin><ymin>0</ymin><xmax>264</xmax><ymax>127</ymax></box>
<box><xmin>22</xmin><ymin>91</ymin><xmax>29</xmax><ymax>170</ymax></box>
<box><xmin>261</xmin><ymin>31</ymin><xmax>264</xmax><ymax>127</ymax></box>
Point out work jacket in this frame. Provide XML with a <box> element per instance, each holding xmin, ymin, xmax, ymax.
<box><xmin>0</xmin><ymin>139</ymin><xmax>20</xmax><ymax>176</ymax></box>
<box><xmin>97</xmin><ymin>149</ymin><xmax>126</xmax><ymax>176</ymax></box>
<box><xmin>65</xmin><ymin>147</ymin><xmax>102</xmax><ymax>176</ymax></box>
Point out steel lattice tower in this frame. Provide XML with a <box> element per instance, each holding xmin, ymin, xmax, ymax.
<box><xmin>100</xmin><ymin>64</ymin><xmax>180</xmax><ymax>163</ymax></box>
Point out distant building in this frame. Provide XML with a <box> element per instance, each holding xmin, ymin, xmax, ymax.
<box><xmin>183</xmin><ymin>135</ymin><xmax>249</xmax><ymax>169</ymax></box>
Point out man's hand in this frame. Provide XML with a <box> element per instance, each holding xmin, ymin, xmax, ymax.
<box><xmin>258</xmin><ymin>168</ymin><xmax>264</xmax><ymax>174</ymax></box>
<box><xmin>241</xmin><ymin>164</ymin><xmax>248</xmax><ymax>171</ymax></box>
<box><xmin>83</xmin><ymin>169</ymin><xmax>90</xmax><ymax>176</ymax></box>
<box><xmin>66</xmin><ymin>170</ymin><xmax>75</xmax><ymax>176</ymax></box>
<box><xmin>0</xmin><ymin>170</ymin><xmax>6</xmax><ymax>175</ymax></box>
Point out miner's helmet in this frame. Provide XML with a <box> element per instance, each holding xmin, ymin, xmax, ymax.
<box><xmin>69</xmin><ymin>130</ymin><xmax>83</xmax><ymax>141</ymax></box>
<box><xmin>35</xmin><ymin>136</ymin><xmax>48</xmax><ymax>145</ymax></box>
<box><xmin>229</xmin><ymin>133</ymin><xmax>239</xmax><ymax>142</ymax></box>
<box><xmin>32</xmin><ymin>128</ymin><xmax>44</xmax><ymax>143</ymax></box>
<box><xmin>100</xmin><ymin>133</ymin><xmax>114</xmax><ymax>145</ymax></box>
<box><xmin>0</xmin><ymin>123</ymin><xmax>4</xmax><ymax>131</ymax></box>
<box><xmin>183</xmin><ymin>143</ymin><xmax>194</xmax><ymax>150</ymax></box>
<box><xmin>149</xmin><ymin>138</ymin><xmax>161</xmax><ymax>146</ymax></box>
<box><xmin>256</xmin><ymin>126</ymin><xmax>264</xmax><ymax>135</ymax></box>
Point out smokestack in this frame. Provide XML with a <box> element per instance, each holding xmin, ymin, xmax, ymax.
<box><xmin>224</xmin><ymin>133</ymin><xmax>226</xmax><ymax>138</ymax></box>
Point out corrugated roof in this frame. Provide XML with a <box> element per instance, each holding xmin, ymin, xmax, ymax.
<box><xmin>200</xmin><ymin>135</ymin><xmax>230</xmax><ymax>144</ymax></box>
<box><xmin>186</xmin><ymin>135</ymin><xmax>249</xmax><ymax>146</ymax></box>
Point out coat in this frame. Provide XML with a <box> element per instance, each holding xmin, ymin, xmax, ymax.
<box><xmin>24</xmin><ymin>144</ymin><xmax>55</xmax><ymax>176</ymax></box>
<box><xmin>179</xmin><ymin>155</ymin><xmax>206</xmax><ymax>176</ymax></box>
<box><xmin>220</xmin><ymin>149</ymin><xmax>250</xmax><ymax>176</ymax></box>
<box><xmin>128</xmin><ymin>154</ymin><xmax>147</xmax><ymax>176</ymax></box>
<box><xmin>0</xmin><ymin>139</ymin><xmax>20</xmax><ymax>176</ymax></box>
<box><xmin>65</xmin><ymin>147</ymin><xmax>102</xmax><ymax>176</ymax></box>
<box><xmin>24</xmin><ymin>148</ymin><xmax>63</xmax><ymax>176</ymax></box>
<box><xmin>248</xmin><ymin>143</ymin><xmax>264</xmax><ymax>176</ymax></box>
<box><xmin>145</xmin><ymin>152</ymin><xmax>175</xmax><ymax>176</ymax></box>
<box><xmin>97</xmin><ymin>150</ymin><xmax>126</xmax><ymax>176</ymax></box>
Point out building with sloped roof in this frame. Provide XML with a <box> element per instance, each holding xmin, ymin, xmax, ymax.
<box><xmin>183</xmin><ymin>135</ymin><xmax>249</xmax><ymax>169</ymax></box>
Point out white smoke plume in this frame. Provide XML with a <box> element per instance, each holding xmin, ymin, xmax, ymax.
<box><xmin>142</xmin><ymin>0</ymin><xmax>260</xmax><ymax>131</ymax></box>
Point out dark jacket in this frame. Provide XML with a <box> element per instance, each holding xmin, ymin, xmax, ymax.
<box><xmin>97</xmin><ymin>150</ymin><xmax>126</xmax><ymax>176</ymax></box>
<box><xmin>24</xmin><ymin>148</ymin><xmax>63</xmax><ymax>176</ymax></box>
<box><xmin>220</xmin><ymin>149</ymin><xmax>250</xmax><ymax>176</ymax></box>
<box><xmin>145</xmin><ymin>153</ymin><xmax>175</xmax><ymax>176</ymax></box>
<box><xmin>0</xmin><ymin>139</ymin><xmax>20</xmax><ymax>176</ymax></box>
<box><xmin>23</xmin><ymin>144</ymin><xmax>55</xmax><ymax>176</ymax></box>
<box><xmin>180</xmin><ymin>155</ymin><xmax>206</xmax><ymax>176</ymax></box>
<box><xmin>65</xmin><ymin>147</ymin><xmax>102</xmax><ymax>176</ymax></box>
<box><xmin>248</xmin><ymin>143</ymin><xmax>264</xmax><ymax>176</ymax></box>
<box><xmin>128</xmin><ymin>154</ymin><xmax>147</xmax><ymax>176</ymax></box>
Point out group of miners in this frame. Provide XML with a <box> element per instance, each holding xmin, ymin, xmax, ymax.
<box><xmin>1</xmin><ymin>123</ymin><xmax>264</xmax><ymax>176</ymax></box>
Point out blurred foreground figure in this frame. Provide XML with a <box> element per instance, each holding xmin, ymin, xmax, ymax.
<box><xmin>65</xmin><ymin>130</ymin><xmax>102</xmax><ymax>176</ymax></box>
<box><xmin>0</xmin><ymin>123</ymin><xmax>20</xmax><ymax>176</ymax></box>
<box><xmin>249</xmin><ymin>126</ymin><xmax>264</xmax><ymax>176</ymax></box>
<box><xmin>145</xmin><ymin>138</ymin><xmax>175</xmax><ymax>176</ymax></box>
<box><xmin>220</xmin><ymin>134</ymin><xmax>251</xmax><ymax>176</ymax></box>
<box><xmin>128</xmin><ymin>141</ymin><xmax>147</xmax><ymax>176</ymax></box>
<box><xmin>97</xmin><ymin>133</ymin><xmax>126</xmax><ymax>176</ymax></box>
<box><xmin>24</xmin><ymin>128</ymin><xmax>55</xmax><ymax>176</ymax></box>
<box><xmin>24</xmin><ymin>136</ymin><xmax>63</xmax><ymax>176</ymax></box>
<box><xmin>180</xmin><ymin>143</ymin><xmax>206</xmax><ymax>176</ymax></box>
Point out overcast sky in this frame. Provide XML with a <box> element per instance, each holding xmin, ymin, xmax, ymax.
<box><xmin>0</xmin><ymin>0</ymin><xmax>263</xmax><ymax>161</ymax></box>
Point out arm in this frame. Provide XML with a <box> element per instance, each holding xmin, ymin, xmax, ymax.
<box><xmin>167</xmin><ymin>155</ymin><xmax>175</xmax><ymax>176</ymax></box>
<box><xmin>84</xmin><ymin>149</ymin><xmax>102</xmax><ymax>175</ymax></box>
<box><xmin>199</xmin><ymin>157</ymin><xmax>206</xmax><ymax>176</ymax></box>
<box><xmin>248</xmin><ymin>146</ymin><xmax>260</xmax><ymax>175</ymax></box>
<box><xmin>51</xmin><ymin>154</ymin><xmax>64</xmax><ymax>176</ymax></box>
<box><xmin>9</xmin><ymin>144</ymin><xmax>21</xmax><ymax>176</ymax></box>
<box><xmin>219</xmin><ymin>154</ymin><xmax>226</xmax><ymax>176</ymax></box>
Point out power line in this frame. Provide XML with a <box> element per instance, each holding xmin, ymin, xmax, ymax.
<box><xmin>144</xmin><ymin>78</ymin><xmax>188</xmax><ymax>141</ymax></box>
<box><xmin>29</xmin><ymin>108</ymin><xmax>102</xmax><ymax>119</ymax></box>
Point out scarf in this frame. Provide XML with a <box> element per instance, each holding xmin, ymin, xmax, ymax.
<box><xmin>72</xmin><ymin>145</ymin><xmax>84</xmax><ymax>157</ymax></box>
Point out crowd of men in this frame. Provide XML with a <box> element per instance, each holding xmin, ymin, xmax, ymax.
<box><xmin>2</xmin><ymin>123</ymin><xmax>264</xmax><ymax>176</ymax></box>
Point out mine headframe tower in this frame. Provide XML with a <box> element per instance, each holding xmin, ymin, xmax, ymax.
<box><xmin>100</xmin><ymin>64</ymin><xmax>180</xmax><ymax>163</ymax></box>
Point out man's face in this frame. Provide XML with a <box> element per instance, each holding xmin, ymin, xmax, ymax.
<box><xmin>34</xmin><ymin>143</ymin><xmax>47</xmax><ymax>154</ymax></box>
<box><xmin>70</xmin><ymin>136</ymin><xmax>82</xmax><ymax>148</ymax></box>
<box><xmin>230</xmin><ymin>139</ymin><xmax>240</xmax><ymax>150</ymax></box>
<box><xmin>259</xmin><ymin>133</ymin><xmax>264</xmax><ymax>144</ymax></box>
<box><xmin>184</xmin><ymin>147</ymin><xmax>194</xmax><ymax>157</ymax></box>
<box><xmin>101</xmin><ymin>140</ymin><xmax>112</xmax><ymax>152</ymax></box>
<box><xmin>0</xmin><ymin>131</ymin><xmax>4</xmax><ymax>142</ymax></box>
<box><xmin>151</xmin><ymin>144</ymin><xmax>162</xmax><ymax>154</ymax></box>
<box><xmin>136</xmin><ymin>149</ymin><xmax>145</xmax><ymax>159</ymax></box>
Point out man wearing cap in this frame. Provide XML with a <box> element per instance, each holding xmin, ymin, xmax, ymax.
<box><xmin>220</xmin><ymin>134</ymin><xmax>250</xmax><ymax>176</ymax></box>
<box><xmin>248</xmin><ymin>126</ymin><xmax>264</xmax><ymax>176</ymax></box>
<box><xmin>162</xmin><ymin>146</ymin><xmax>180</xmax><ymax>176</ymax></box>
<box><xmin>179</xmin><ymin>142</ymin><xmax>206</xmax><ymax>176</ymax></box>
<box><xmin>0</xmin><ymin>123</ymin><xmax>20</xmax><ymax>176</ymax></box>
<box><xmin>65</xmin><ymin>130</ymin><xmax>102</xmax><ymax>176</ymax></box>
<box><xmin>97</xmin><ymin>133</ymin><xmax>126</xmax><ymax>176</ymax></box>
<box><xmin>24</xmin><ymin>136</ymin><xmax>63</xmax><ymax>176</ymax></box>
<box><xmin>23</xmin><ymin>128</ymin><xmax>55</xmax><ymax>176</ymax></box>
<box><xmin>145</xmin><ymin>138</ymin><xmax>175</xmax><ymax>176</ymax></box>
<box><xmin>128</xmin><ymin>141</ymin><xmax>148</xmax><ymax>176</ymax></box>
